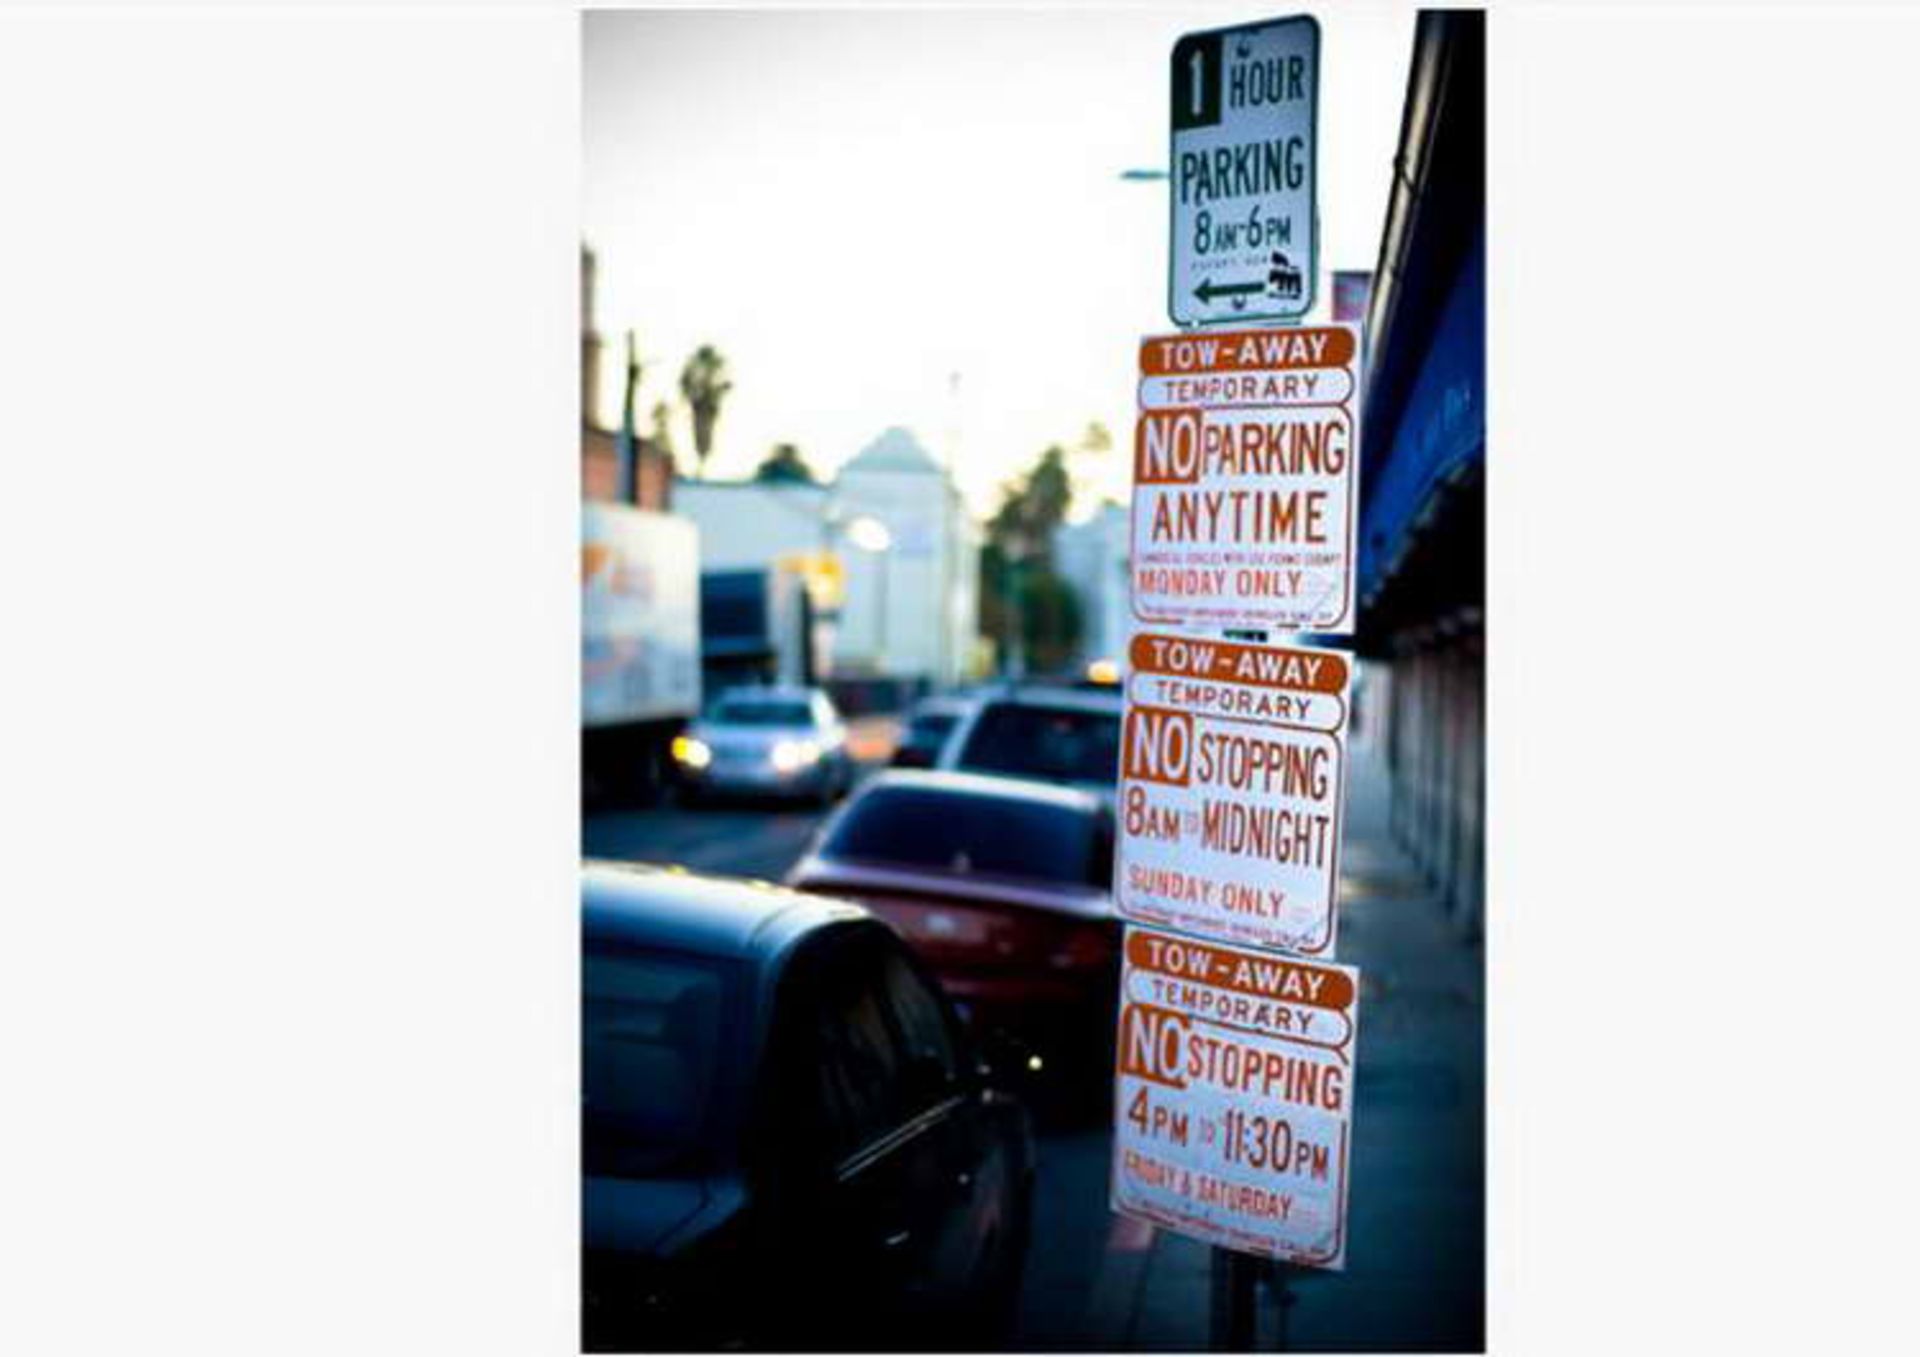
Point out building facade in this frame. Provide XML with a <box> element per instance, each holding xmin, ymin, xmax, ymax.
<box><xmin>673</xmin><ymin>427</ymin><xmax>979</xmax><ymax>689</ymax></box>
<box><xmin>1054</xmin><ymin>502</ymin><xmax>1130</xmax><ymax>672</ymax></box>
<box><xmin>1354</xmin><ymin>11</ymin><xmax>1485</xmax><ymax>939</ymax></box>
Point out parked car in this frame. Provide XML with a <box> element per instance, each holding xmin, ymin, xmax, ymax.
<box><xmin>888</xmin><ymin>695</ymin><xmax>975</xmax><ymax>769</ymax></box>
<box><xmin>670</xmin><ymin>685</ymin><xmax>855</xmax><ymax>805</ymax></box>
<box><xmin>786</xmin><ymin>771</ymin><xmax>1120</xmax><ymax>1110</ymax></box>
<box><xmin>583</xmin><ymin>862</ymin><xmax>1035</xmax><ymax>1352</ymax></box>
<box><xmin>935</xmin><ymin>684</ymin><xmax>1123</xmax><ymax>802</ymax></box>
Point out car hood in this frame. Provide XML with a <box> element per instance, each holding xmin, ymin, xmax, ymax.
<box><xmin>690</xmin><ymin>723</ymin><xmax>820</xmax><ymax>752</ymax></box>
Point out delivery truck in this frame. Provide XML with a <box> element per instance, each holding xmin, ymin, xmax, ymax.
<box><xmin>582</xmin><ymin>503</ymin><xmax>701</xmax><ymax>802</ymax></box>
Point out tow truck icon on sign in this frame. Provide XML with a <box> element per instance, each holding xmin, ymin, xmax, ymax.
<box><xmin>1268</xmin><ymin>251</ymin><xmax>1303</xmax><ymax>301</ymax></box>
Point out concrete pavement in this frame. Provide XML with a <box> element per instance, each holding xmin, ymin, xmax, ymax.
<box><xmin>1025</xmin><ymin>743</ymin><xmax>1485</xmax><ymax>1352</ymax></box>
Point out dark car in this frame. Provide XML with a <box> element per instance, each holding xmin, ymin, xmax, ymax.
<box><xmin>583</xmin><ymin>862</ymin><xmax>1034</xmax><ymax>1352</ymax></box>
<box><xmin>888</xmin><ymin>696</ymin><xmax>974</xmax><ymax>770</ymax></box>
<box><xmin>785</xmin><ymin>771</ymin><xmax>1121</xmax><ymax>1110</ymax></box>
<box><xmin>935</xmin><ymin>684</ymin><xmax>1122</xmax><ymax>806</ymax></box>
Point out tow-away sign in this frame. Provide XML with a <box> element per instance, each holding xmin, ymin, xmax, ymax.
<box><xmin>1134</xmin><ymin>324</ymin><xmax>1360</xmax><ymax>633</ymax></box>
<box><xmin>1116</xmin><ymin>629</ymin><xmax>1350</xmax><ymax>957</ymax></box>
<box><xmin>1169</xmin><ymin>17</ymin><xmax>1319</xmax><ymax>326</ymax></box>
<box><xmin>1113</xmin><ymin>926</ymin><xmax>1357</xmax><ymax>1269</ymax></box>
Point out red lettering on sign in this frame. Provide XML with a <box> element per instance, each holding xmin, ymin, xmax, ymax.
<box><xmin>1136</xmin><ymin>409</ymin><xmax>1204</xmax><ymax>484</ymax></box>
<box><xmin>1124</xmin><ymin>706</ymin><xmax>1193</xmax><ymax>787</ymax></box>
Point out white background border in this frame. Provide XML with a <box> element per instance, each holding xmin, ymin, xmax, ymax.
<box><xmin>2</xmin><ymin>3</ymin><xmax>1916</xmax><ymax>1353</ymax></box>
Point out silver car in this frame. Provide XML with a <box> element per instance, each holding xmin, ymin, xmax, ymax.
<box><xmin>671</xmin><ymin>686</ymin><xmax>855</xmax><ymax>805</ymax></box>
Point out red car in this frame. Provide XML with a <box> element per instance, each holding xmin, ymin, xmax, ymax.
<box><xmin>786</xmin><ymin>770</ymin><xmax>1120</xmax><ymax>1107</ymax></box>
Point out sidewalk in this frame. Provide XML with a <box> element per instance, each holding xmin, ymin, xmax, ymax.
<box><xmin>1047</xmin><ymin>743</ymin><xmax>1486</xmax><ymax>1352</ymax></box>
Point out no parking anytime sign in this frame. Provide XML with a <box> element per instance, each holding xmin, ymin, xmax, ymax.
<box><xmin>1112</xmin><ymin>926</ymin><xmax>1357</xmax><ymax>1269</ymax></box>
<box><xmin>1115</xmin><ymin>628</ymin><xmax>1351</xmax><ymax>957</ymax></box>
<box><xmin>1134</xmin><ymin>323</ymin><xmax>1360</xmax><ymax>633</ymax></box>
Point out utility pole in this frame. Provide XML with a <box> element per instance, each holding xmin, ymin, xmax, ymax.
<box><xmin>939</xmin><ymin>370</ymin><xmax>961</xmax><ymax>686</ymax></box>
<box><xmin>616</xmin><ymin>329</ymin><xmax>641</xmax><ymax>505</ymax></box>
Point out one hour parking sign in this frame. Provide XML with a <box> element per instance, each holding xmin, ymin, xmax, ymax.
<box><xmin>1170</xmin><ymin>16</ymin><xmax>1320</xmax><ymax>327</ymax></box>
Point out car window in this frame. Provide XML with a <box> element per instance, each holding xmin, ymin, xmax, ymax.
<box><xmin>816</xmin><ymin>945</ymin><xmax>908</xmax><ymax>1160</ymax></box>
<box><xmin>821</xmin><ymin>786</ymin><xmax>1100</xmax><ymax>887</ymax></box>
<box><xmin>905</xmin><ymin>713</ymin><xmax>957</xmax><ymax>746</ymax></box>
<box><xmin>582</xmin><ymin>947</ymin><xmax>739</xmax><ymax>1179</ymax></box>
<box><xmin>714</xmin><ymin>700</ymin><xmax>812</xmax><ymax>726</ymax></box>
<box><xmin>880</xmin><ymin>950</ymin><xmax>961</xmax><ymax>1106</ymax></box>
<box><xmin>956</xmin><ymin>703</ymin><xmax>1120</xmax><ymax>784</ymax></box>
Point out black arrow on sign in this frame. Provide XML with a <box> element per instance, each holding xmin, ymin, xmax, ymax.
<box><xmin>1193</xmin><ymin>277</ymin><xmax>1266</xmax><ymax>303</ymax></box>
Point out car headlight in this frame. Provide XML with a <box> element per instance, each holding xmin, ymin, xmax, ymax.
<box><xmin>770</xmin><ymin>739</ymin><xmax>821</xmax><ymax>774</ymax></box>
<box><xmin>671</xmin><ymin>735</ymin><xmax>711</xmax><ymax>770</ymax></box>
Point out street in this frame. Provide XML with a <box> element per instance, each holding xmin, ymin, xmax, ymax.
<box><xmin>583</xmin><ymin>798</ymin><xmax>825</xmax><ymax>883</ymax></box>
<box><xmin>583</xmin><ymin>737</ymin><xmax>1483</xmax><ymax>1352</ymax></box>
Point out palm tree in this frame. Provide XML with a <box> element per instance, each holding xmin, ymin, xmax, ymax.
<box><xmin>678</xmin><ymin>345</ymin><xmax>733</xmax><ymax>478</ymax></box>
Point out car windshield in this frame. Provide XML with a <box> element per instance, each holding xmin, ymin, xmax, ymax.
<box><xmin>583</xmin><ymin>945</ymin><xmax>742</xmax><ymax>1179</ymax></box>
<box><xmin>712</xmin><ymin>700</ymin><xmax>812</xmax><ymax>727</ymax></box>
<box><xmin>822</xmin><ymin>786</ymin><xmax>1102</xmax><ymax>887</ymax></box>
<box><xmin>903</xmin><ymin>713</ymin><xmax>957</xmax><ymax>746</ymax></box>
<box><xmin>956</xmin><ymin>703</ymin><xmax>1120</xmax><ymax>784</ymax></box>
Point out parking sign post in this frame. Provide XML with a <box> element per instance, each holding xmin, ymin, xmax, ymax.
<box><xmin>1124</xmin><ymin>16</ymin><xmax>1359</xmax><ymax>1348</ymax></box>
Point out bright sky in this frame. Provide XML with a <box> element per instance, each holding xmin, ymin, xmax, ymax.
<box><xmin>584</xmin><ymin>3</ymin><xmax>1417</xmax><ymax>518</ymax></box>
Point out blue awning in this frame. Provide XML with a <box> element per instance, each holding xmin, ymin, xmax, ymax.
<box><xmin>1358</xmin><ymin>227</ymin><xmax>1484</xmax><ymax>608</ymax></box>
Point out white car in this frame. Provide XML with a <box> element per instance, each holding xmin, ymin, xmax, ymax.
<box><xmin>671</xmin><ymin>686</ymin><xmax>855</xmax><ymax>805</ymax></box>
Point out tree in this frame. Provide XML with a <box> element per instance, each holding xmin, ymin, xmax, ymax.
<box><xmin>678</xmin><ymin>345</ymin><xmax>733</xmax><ymax>478</ymax></box>
<box><xmin>987</xmin><ymin>445</ymin><xmax>1072</xmax><ymax>561</ymax></box>
<box><xmin>754</xmin><ymin>442</ymin><xmax>817</xmax><ymax>484</ymax></box>
<box><xmin>978</xmin><ymin>444</ymin><xmax>1082</xmax><ymax>675</ymax></box>
<box><xmin>645</xmin><ymin>401</ymin><xmax>677</xmax><ymax>473</ymax></box>
<box><xmin>1066</xmin><ymin>420</ymin><xmax>1114</xmax><ymax>507</ymax></box>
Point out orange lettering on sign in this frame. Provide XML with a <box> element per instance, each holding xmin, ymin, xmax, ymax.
<box><xmin>1139</xmin><ymin>326</ymin><xmax>1356</xmax><ymax>376</ymax></box>
<box><xmin>1123</xmin><ymin>706</ymin><xmax>1194</xmax><ymax>787</ymax></box>
<box><xmin>1128</xmin><ymin>632</ymin><xmax>1348</xmax><ymax>694</ymax></box>
<box><xmin>1118</xmin><ymin>1004</ymin><xmax>1191</xmax><ymax>1088</ymax></box>
<box><xmin>1125</xmin><ymin>932</ymin><xmax>1355</xmax><ymax>1011</ymax></box>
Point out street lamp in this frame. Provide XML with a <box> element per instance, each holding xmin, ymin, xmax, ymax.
<box><xmin>844</xmin><ymin>514</ymin><xmax>892</xmax><ymax>554</ymax></box>
<box><xmin>841</xmin><ymin>514</ymin><xmax>893</xmax><ymax>677</ymax></box>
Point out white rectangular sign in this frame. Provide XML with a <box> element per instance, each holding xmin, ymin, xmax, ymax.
<box><xmin>1112</xmin><ymin>926</ymin><xmax>1357</xmax><ymax>1269</ymax></box>
<box><xmin>1115</xmin><ymin>629</ymin><xmax>1351</xmax><ymax>958</ymax></box>
<box><xmin>1133</xmin><ymin>325</ymin><xmax>1360</xmax><ymax>633</ymax></box>
<box><xmin>1169</xmin><ymin>17</ymin><xmax>1319</xmax><ymax>326</ymax></box>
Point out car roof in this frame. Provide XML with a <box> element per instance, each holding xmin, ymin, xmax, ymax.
<box><xmin>849</xmin><ymin>767</ymin><xmax>1108</xmax><ymax>814</ymax></box>
<box><xmin>582</xmin><ymin>860</ymin><xmax>869</xmax><ymax>961</ymax></box>
<box><xmin>712</xmin><ymin>685</ymin><xmax>823</xmax><ymax>704</ymax></box>
<box><xmin>968</xmin><ymin>682</ymin><xmax>1123</xmax><ymax>714</ymax></box>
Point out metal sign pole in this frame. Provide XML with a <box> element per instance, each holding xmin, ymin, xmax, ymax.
<box><xmin>1269</xmin><ymin>1259</ymin><xmax>1295</xmax><ymax>1349</ymax></box>
<box><xmin>1209</xmin><ymin>1246</ymin><xmax>1260</xmax><ymax>1350</ymax></box>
